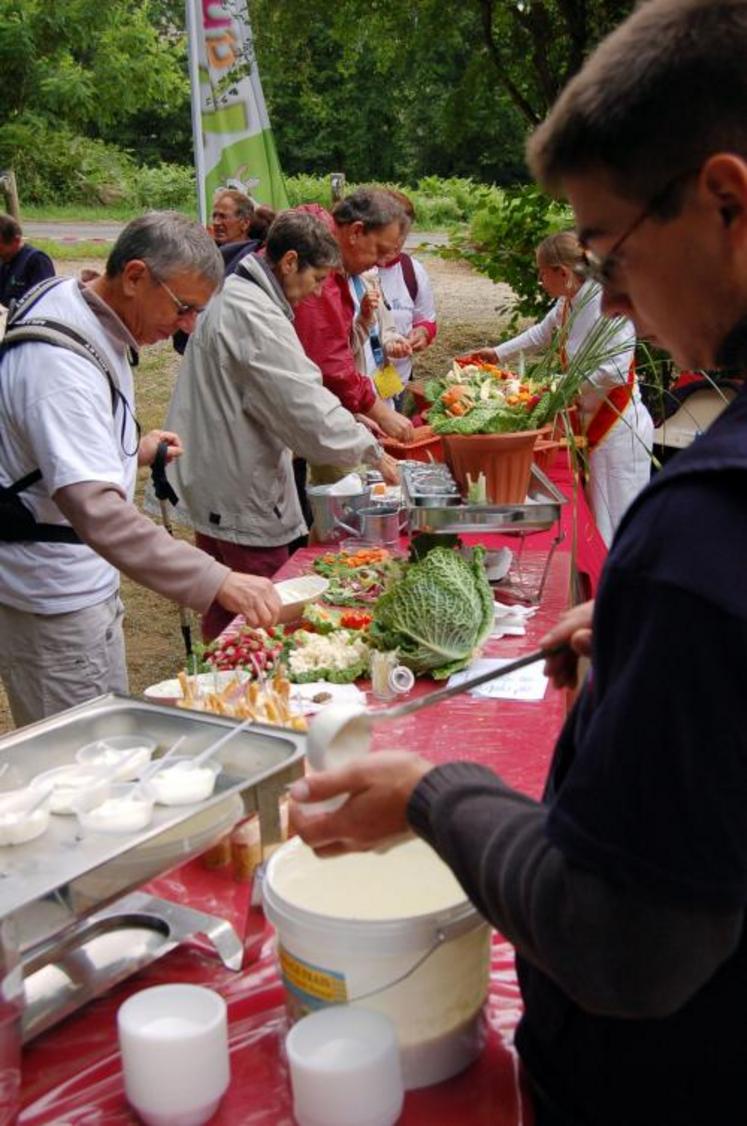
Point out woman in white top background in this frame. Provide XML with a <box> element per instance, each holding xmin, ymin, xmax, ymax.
<box><xmin>378</xmin><ymin>190</ymin><xmax>438</xmax><ymax>390</ymax></box>
<box><xmin>469</xmin><ymin>230</ymin><xmax>653</xmax><ymax>545</ymax></box>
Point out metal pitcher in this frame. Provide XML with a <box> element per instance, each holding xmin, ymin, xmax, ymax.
<box><xmin>342</xmin><ymin>505</ymin><xmax>408</xmax><ymax>546</ymax></box>
<box><xmin>307</xmin><ymin>486</ymin><xmax>372</xmax><ymax>544</ymax></box>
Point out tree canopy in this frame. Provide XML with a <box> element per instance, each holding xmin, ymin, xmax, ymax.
<box><xmin>0</xmin><ymin>0</ymin><xmax>634</xmax><ymax>202</ymax></box>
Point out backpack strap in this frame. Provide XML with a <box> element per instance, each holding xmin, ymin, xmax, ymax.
<box><xmin>0</xmin><ymin>293</ymin><xmax>135</xmax><ymax>545</ymax></box>
<box><xmin>5</xmin><ymin>275</ymin><xmax>67</xmax><ymax>325</ymax></box>
<box><xmin>400</xmin><ymin>253</ymin><xmax>418</xmax><ymax>303</ymax></box>
<box><xmin>1</xmin><ymin>319</ymin><xmax>120</xmax><ymax>411</ymax></box>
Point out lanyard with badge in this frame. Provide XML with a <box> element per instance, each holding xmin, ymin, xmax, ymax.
<box><xmin>351</xmin><ymin>275</ymin><xmax>404</xmax><ymax>399</ymax></box>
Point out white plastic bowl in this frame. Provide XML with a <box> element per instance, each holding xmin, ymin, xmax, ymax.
<box><xmin>145</xmin><ymin>760</ymin><xmax>220</xmax><ymax>807</ymax></box>
<box><xmin>29</xmin><ymin>764</ymin><xmax>112</xmax><ymax>815</ymax></box>
<box><xmin>0</xmin><ymin>788</ymin><xmax>50</xmax><ymax>846</ymax></box>
<box><xmin>286</xmin><ymin>1006</ymin><xmax>403</xmax><ymax>1126</ymax></box>
<box><xmin>275</xmin><ymin>575</ymin><xmax>329</xmax><ymax>622</ymax></box>
<box><xmin>77</xmin><ymin>784</ymin><xmax>154</xmax><ymax>834</ymax></box>
<box><xmin>76</xmin><ymin>735</ymin><xmax>158</xmax><ymax>781</ymax></box>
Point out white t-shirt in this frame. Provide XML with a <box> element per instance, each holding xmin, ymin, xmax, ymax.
<box><xmin>0</xmin><ymin>279</ymin><xmax>138</xmax><ymax>613</ymax></box>
<box><xmin>378</xmin><ymin>256</ymin><xmax>437</xmax><ymax>384</ymax></box>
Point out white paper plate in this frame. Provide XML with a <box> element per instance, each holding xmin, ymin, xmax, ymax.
<box><xmin>144</xmin><ymin>670</ymin><xmax>251</xmax><ymax>705</ymax></box>
<box><xmin>274</xmin><ymin>574</ymin><xmax>329</xmax><ymax>620</ymax></box>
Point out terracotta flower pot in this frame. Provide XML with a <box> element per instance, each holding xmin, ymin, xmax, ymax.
<box><xmin>533</xmin><ymin>438</ymin><xmax>563</xmax><ymax>475</ymax></box>
<box><xmin>442</xmin><ymin>429</ymin><xmax>544</xmax><ymax>504</ymax></box>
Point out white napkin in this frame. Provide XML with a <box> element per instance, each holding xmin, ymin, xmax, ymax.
<box><xmin>290</xmin><ymin>682</ymin><xmax>366</xmax><ymax>715</ymax></box>
<box><xmin>326</xmin><ymin>473</ymin><xmax>365</xmax><ymax>497</ymax></box>
<box><xmin>448</xmin><ymin>657</ymin><xmax>548</xmax><ymax>702</ymax></box>
<box><xmin>491</xmin><ymin>601</ymin><xmax>538</xmax><ymax>638</ymax></box>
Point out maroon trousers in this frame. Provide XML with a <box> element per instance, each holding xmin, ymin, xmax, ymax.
<box><xmin>195</xmin><ymin>533</ymin><xmax>290</xmax><ymax>642</ymax></box>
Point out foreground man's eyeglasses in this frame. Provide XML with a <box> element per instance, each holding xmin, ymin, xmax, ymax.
<box><xmin>576</xmin><ymin>167</ymin><xmax>699</xmax><ymax>287</ymax></box>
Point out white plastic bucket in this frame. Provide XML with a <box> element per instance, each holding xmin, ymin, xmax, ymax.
<box><xmin>263</xmin><ymin>837</ymin><xmax>491</xmax><ymax>1090</ymax></box>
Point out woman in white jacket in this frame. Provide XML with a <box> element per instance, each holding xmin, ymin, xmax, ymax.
<box><xmin>471</xmin><ymin>231</ymin><xmax>653</xmax><ymax>545</ymax></box>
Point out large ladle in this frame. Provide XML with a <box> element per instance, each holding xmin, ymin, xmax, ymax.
<box><xmin>306</xmin><ymin>646</ymin><xmax>564</xmax><ymax>773</ymax></box>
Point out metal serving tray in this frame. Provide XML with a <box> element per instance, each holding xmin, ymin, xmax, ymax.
<box><xmin>0</xmin><ymin>694</ymin><xmax>305</xmax><ymax>932</ymax></box>
<box><xmin>402</xmin><ymin>463</ymin><xmax>566</xmax><ymax>533</ymax></box>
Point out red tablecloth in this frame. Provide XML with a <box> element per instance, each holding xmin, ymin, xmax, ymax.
<box><xmin>19</xmin><ymin>468</ymin><xmax>602</xmax><ymax>1125</ymax></box>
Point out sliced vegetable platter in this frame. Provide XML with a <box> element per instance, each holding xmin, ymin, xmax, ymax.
<box><xmin>185</xmin><ymin>540</ymin><xmax>494</xmax><ymax>687</ymax></box>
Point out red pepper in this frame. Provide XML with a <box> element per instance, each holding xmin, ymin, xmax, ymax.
<box><xmin>340</xmin><ymin>610</ymin><xmax>373</xmax><ymax>630</ymax></box>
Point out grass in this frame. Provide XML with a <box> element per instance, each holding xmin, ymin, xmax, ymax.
<box><xmin>22</xmin><ymin>203</ymin><xmax>195</xmax><ymax>222</ymax></box>
<box><xmin>34</xmin><ymin>239</ymin><xmax>111</xmax><ymax>260</ymax></box>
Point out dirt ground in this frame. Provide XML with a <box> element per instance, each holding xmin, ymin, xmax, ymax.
<box><xmin>0</xmin><ymin>252</ymin><xmax>515</xmax><ymax>735</ymax></box>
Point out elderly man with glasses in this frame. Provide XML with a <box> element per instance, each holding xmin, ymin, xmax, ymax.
<box><xmin>289</xmin><ymin>2</ymin><xmax>747</xmax><ymax>1123</ymax></box>
<box><xmin>0</xmin><ymin>211</ymin><xmax>281</xmax><ymax>727</ymax></box>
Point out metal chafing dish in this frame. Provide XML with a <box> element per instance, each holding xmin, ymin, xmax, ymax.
<box><xmin>401</xmin><ymin>461</ymin><xmax>566</xmax><ymax>533</ymax></box>
<box><xmin>400</xmin><ymin>461</ymin><xmax>567</xmax><ymax>604</ymax></box>
<box><xmin>0</xmin><ymin>693</ymin><xmax>305</xmax><ymax>1041</ymax></box>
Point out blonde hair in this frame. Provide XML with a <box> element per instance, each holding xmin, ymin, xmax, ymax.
<box><xmin>536</xmin><ymin>231</ymin><xmax>584</xmax><ymax>271</ymax></box>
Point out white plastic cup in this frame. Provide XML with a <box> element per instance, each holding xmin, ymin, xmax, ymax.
<box><xmin>286</xmin><ymin>1006</ymin><xmax>404</xmax><ymax>1126</ymax></box>
<box><xmin>117</xmin><ymin>984</ymin><xmax>230</xmax><ymax>1126</ymax></box>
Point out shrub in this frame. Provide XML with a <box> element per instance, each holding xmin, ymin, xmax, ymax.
<box><xmin>0</xmin><ymin>118</ymin><xmax>134</xmax><ymax>205</ymax></box>
<box><xmin>450</xmin><ymin>185</ymin><xmax>574</xmax><ymax>329</ymax></box>
<box><xmin>127</xmin><ymin>163</ymin><xmax>195</xmax><ymax>211</ymax></box>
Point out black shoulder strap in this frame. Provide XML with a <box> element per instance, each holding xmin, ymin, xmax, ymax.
<box><xmin>400</xmin><ymin>253</ymin><xmax>418</xmax><ymax>303</ymax></box>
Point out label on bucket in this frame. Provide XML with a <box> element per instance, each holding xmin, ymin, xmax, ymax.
<box><xmin>279</xmin><ymin>945</ymin><xmax>348</xmax><ymax>1014</ymax></box>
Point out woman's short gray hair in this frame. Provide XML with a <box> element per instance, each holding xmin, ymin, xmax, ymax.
<box><xmin>106</xmin><ymin>211</ymin><xmax>224</xmax><ymax>286</ymax></box>
<box><xmin>332</xmin><ymin>187</ymin><xmax>406</xmax><ymax>232</ymax></box>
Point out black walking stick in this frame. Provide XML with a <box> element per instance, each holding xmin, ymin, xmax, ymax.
<box><xmin>150</xmin><ymin>440</ymin><xmax>193</xmax><ymax>658</ymax></box>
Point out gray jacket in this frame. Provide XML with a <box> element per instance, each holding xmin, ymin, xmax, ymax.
<box><xmin>165</xmin><ymin>255</ymin><xmax>379</xmax><ymax>546</ymax></box>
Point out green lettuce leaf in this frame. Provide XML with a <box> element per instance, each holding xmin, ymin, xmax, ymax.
<box><xmin>371</xmin><ymin>545</ymin><xmax>494</xmax><ymax>678</ymax></box>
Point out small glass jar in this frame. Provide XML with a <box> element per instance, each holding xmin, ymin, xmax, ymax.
<box><xmin>369</xmin><ymin>650</ymin><xmax>415</xmax><ymax>701</ymax></box>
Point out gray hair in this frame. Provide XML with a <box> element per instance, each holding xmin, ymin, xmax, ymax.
<box><xmin>266</xmin><ymin>211</ymin><xmax>341</xmax><ymax>270</ymax></box>
<box><xmin>332</xmin><ymin>187</ymin><xmax>406</xmax><ymax>232</ymax></box>
<box><xmin>106</xmin><ymin>211</ymin><xmax>223</xmax><ymax>286</ymax></box>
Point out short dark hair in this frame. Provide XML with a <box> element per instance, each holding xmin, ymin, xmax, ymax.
<box><xmin>106</xmin><ymin>211</ymin><xmax>223</xmax><ymax>286</ymax></box>
<box><xmin>332</xmin><ymin>187</ymin><xmax>405</xmax><ymax>232</ymax></box>
<box><xmin>0</xmin><ymin>214</ymin><xmax>21</xmax><ymax>243</ymax></box>
<box><xmin>528</xmin><ymin>0</ymin><xmax>747</xmax><ymax>209</ymax></box>
<box><xmin>265</xmin><ymin>211</ymin><xmax>341</xmax><ymax>271</ymax></box>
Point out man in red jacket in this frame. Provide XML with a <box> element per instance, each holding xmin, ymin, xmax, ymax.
<box><xmin>294</xmin><ymin>189</ymin><xmax>413</xmax><ymax>442</ymax></box>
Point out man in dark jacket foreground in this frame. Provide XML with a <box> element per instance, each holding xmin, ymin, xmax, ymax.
<box><xmin>290</xmin><ymin>2</ymin><xmax>747</xmax><ymax>1122</ymax></box>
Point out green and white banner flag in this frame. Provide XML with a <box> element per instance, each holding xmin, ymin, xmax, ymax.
<box><xmin>186</xmin><ymin>0</ymin><xmax>289</xmax><ymax>221</ymax></box>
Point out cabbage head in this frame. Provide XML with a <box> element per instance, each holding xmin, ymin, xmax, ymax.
<box><xmin>370</xmin><ymin>546</ymin><xmax>494</xmax><ymax>678</ymax></box>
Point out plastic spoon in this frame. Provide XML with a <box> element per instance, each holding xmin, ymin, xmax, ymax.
<box><xmin>166</xmin><ymin>717</ymin><xmax>254</xmax><ymax>775</ymax></box>
<box><xmin>306</xmin><ymin>646</ymin><xmax>564</xmax><ymax>772</ymax></box>
<box><xmin>121</xmin><ymin>735</ymin><xmax>188</xmax><ymax>800</ymax></box>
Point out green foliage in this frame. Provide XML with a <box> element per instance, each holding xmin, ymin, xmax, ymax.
<box><xmin>128</xmin><ymin>164</ymin><xmax>196</xmax><ymax>211</ymax></box>
<box><xmin>450</xmin><ymin>186</ymin><xmax>573</xmax><ymax>329</ymax></box>
<box><xmin>0</xmin><ymin>118</ymin><xmax>136</xmax><ymax>204</ymax></box>
<box><xmin>370</xmin><ymin>546</ymin><xmax>494</xmax><ymax>679</ymax></box>
<box><xmin>284</xmin><ymin>174</ymin><xmax>497</xmax><ymax>229</ymax></box>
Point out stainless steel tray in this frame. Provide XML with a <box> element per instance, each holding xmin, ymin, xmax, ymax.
<box><xmin>0</xmin><ymin>694</ymin><xmax>305</xmax><ymax>928</ymax></box>
<box><xmin>403</xmin><ymin>463</ymin><xmax>566</xmax><ymax>533</ymax></box>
